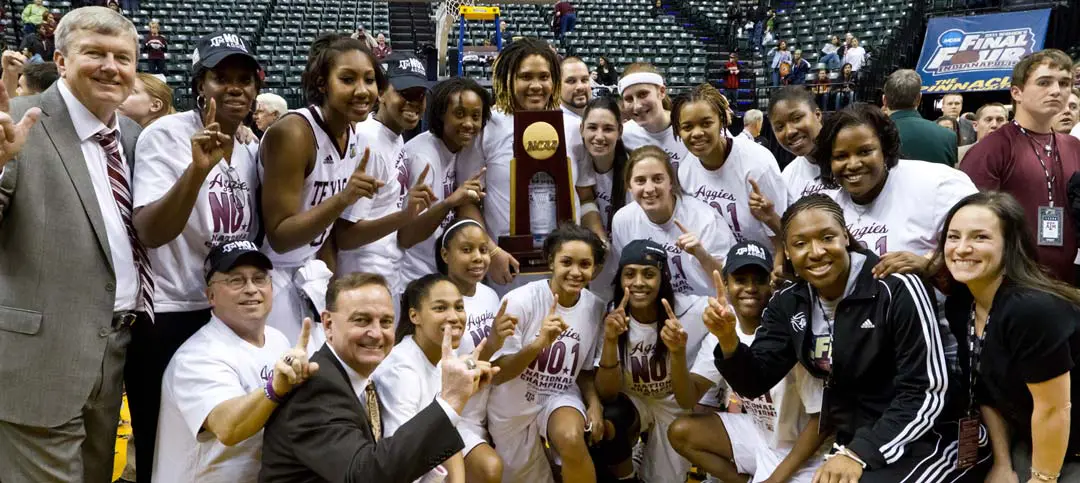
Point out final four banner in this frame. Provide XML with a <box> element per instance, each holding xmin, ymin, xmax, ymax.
<box><xmin>916</xmin><ymin>9</ymin><xmax>1051</xmax><ymax>94</ymax></box>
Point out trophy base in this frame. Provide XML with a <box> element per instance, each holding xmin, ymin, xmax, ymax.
<box><xmin>498</xmin><ymin>234</ymin><xmax>549</xmax><ymax>274</ymax></box>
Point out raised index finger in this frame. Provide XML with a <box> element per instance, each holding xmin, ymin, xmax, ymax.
<box><xmin>414</xmin><ymin>164</ymin><xmax>431</xmax><ymax>187</ymax></box>
<box><xmin>496</xmin><ymin>299</ymin><xmax>508</xmax><ymax>319</ymax></box>
<box><xmin>549</xmin><ymin>290</ymin><xmax>559</xmax><ymax>315</ymax></box>
<box><xmin>203</xmin><ymin>97</ymin><xmax>217</xmax><ymax>127</ymax></box>
<box><xmin>469</xmin><ymin>167</ymin><xmax>487</xmax><ymax>181</ymax></box>
<box><xmin>296</xmin><ymin>317</ymin><xmax>312</xmax><ymax>350</ymax></box>
<box><xmin>618</xmin><ymin>287</ymin><xmax>630</xmax><ymax>312</ymax></box>
<box><xmin>748</xmin><ymin>178</ymin><xmax>762</xmax><ymax>195</ymax></box>
<box><xmin>441</xmin><ymin>323</ymin><xmax>454</xmax><ymax>361</ymax></box>
<box><xmin>357</xmin><ymin>147</ymin><xmax>370</xmax><ymax>173</ymax></box>
<box><xmin>712</xmin><ymin>269</ymin><xmax>728</xmax><ymax>301</ymax></box>
<box><xmin>661</xmin><ymin>298</ymin><xmax>678</xmax><ymax>321</ymax></box>
<box><xmin>673</xmin><ymin>219</ymin><xmax>689</xmax><ymax>234</ymax></box>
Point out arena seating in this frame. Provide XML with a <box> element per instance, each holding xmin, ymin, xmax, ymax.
<box><xmin>445</xmin><ymin>0</ymin><xmax>710</xmax><ymax>94</ymax></box>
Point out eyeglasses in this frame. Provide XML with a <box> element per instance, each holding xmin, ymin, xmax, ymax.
<box><xmin>210</xmin><ymin>273</ymin><xmax>272</xmax><ymax>290</ymax></box>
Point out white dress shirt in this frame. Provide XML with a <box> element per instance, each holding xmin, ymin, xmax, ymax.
<box><xmin>58</xmin><ymin>79</ymin><xmax>140</xmax><ymax>311</ymax></box>
<box><xmin>327</xmin><ymin>345</ymin><xmax>461</xmax><ymax>425</ymax></box>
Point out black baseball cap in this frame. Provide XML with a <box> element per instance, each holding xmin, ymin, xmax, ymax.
<box><xmin>722</xmin><ymin>241</ymin><xmax>773</xmax><ymax>277</ymax></box>
<box><xmin>191</xmin><ymin>31</ymin><xmax>261</xmax><ymax>73</ymax></box>
<box><xmin>618</xmin><ymin>239</ymin><xmax>669</xmax><ymax>271</ymax></box>
<box><xmin>204</xmin><ymin>240</ymin><xmax>273</xmax><ymax>282</ymax></box>
<box><xmin>380</xmin><ymin>51</ymin><xmax>433</xmax><ymax>92</ymax></box>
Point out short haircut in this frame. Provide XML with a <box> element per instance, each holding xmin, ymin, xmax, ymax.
<box><xmin>882</xmin><ymin>69</ymin><xmax>922</xmax><ymax>110</ymax></box>
<box><xmin>812</xmin><ymin>103</ymin><xmax>901</xmax><ymax>186</ymax></box>
<box><xmin>942</xmin><ymin>93</ymin><xmax>963</xmax><ymax>102</ymax></box>
<box><xmin>561</xmin><ymin>55</ymin><xmax>587</xmax><ymax>71</ymax></box>
<box><xmin>1011</xmin><ymin>49</ymin><xmax>1073</xmax><ymax>88</ymax></box>
<box><xmin>302</xmin><ymin>33</ymin><xmax>388</xmax><ymax>106</ymax></box>
<box><xmin>21</xmin><ymin>62</ymin><xmax>59</xmax><ymax>93</ymax></box>
<box><xmin>55</xmin><ymin>6</ymin><xmax>138</xmax><ymax>56</ymax></box>
<box><xmin>975</xmin><ymin>102</ymin><xmax>1007</xmax><ymax>120</ymax></box>
<box><xmin>671</xmin><ymin>83</ymin><xmax>731</xmax><ymax>137</ymax></box>
<box><xmin>325</xmin><ymin>272</ymin><xmax>390</xmax><ymax>312</ymax></box>
<box><xmin>256</xmin><ymin>93</ymin><xmax>288</xmax><ymax>116</ymax></box>
<box><xmin>744</xmin><ymin>109</ymin><xmax>764</xmax><ymax>126</ymax></box>
<box><xmin>427</xmin><ymin>76</ymin><xmax>492</xmax><ymax>140</ymax></box>
<box><xmin>767</xmin><ymin>85</ymin><xmax>819</xmax><ymax>117</ymax></box>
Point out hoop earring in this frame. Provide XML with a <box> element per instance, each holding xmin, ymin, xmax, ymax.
<box><xmin>196</xmin><ymin>95</ymin><xmax>207</xmax><ymax>111</ymax></box>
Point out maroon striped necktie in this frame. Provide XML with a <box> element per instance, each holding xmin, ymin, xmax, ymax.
<box><xmin>94</xmin><ymin>128</ymin><xmax>155</xmax><ymax>322</ymax></box>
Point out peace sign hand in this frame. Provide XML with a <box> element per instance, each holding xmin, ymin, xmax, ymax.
<box><xmin>537</xmin><ymin>290</ymin><xmax>569</xmax><ymax>346</ymax></box>
<box><xmin>659</xmin><ymin>298</ymin><xmax>688</xmax><ymax>352</ymax></box>
<box><xmin>404</xmin><ymin>164</ymin><xmax>437</xmax><ymax>216</ymax></box>
<box><xmin>342</xmin><ymin>148</ymin><xmax>384</xmax><ymax>204</ymax></box>
<box><xmin>604</xmin><ymin>287</ymin><xmax>630</xmax><ymax>342</ymax></box>
<box><xmin>487</xmin><ymin>299</ymin><xmax>518</xmax><ymax>354</ymax></box>
<box><xmin>673</xmin><ymin>219</ymin><xmax>704</xmax><ymax>257</ymax></box>
<box><xmin>448</xmin><ymin>168</ymin><xmax>486</xmax><ymax>207</ymax></box>
<box><xmin>271</xmin><ymin>318</ymin><xmax>322</xmax><ymax>396</ymax></box>
<box><xmin>191</xmin><ymin>98</ymin><xmax>232</xmax><ymax>175</ymax></box>
<box><xmin>703</xmin><ymin>270</ymin><xmax>740</xmax><ymax>355</ymax></box>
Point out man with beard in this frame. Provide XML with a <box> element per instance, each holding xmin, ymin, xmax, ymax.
<box><xmin>338</xmin><ymin>51</ymin><xmax>437</xmax><ymax>299</ymax></box>
<box><xmin>560</xmin><ymin>56</ymin><xmax>592</xmax><ymax>123</ymax></box>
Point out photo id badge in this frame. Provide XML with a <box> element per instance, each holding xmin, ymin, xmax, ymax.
<box><xmin>956</xmin><ymin>416</ymin><xmax>980</xmax><ymax>469</ymax></box>
<box><xmin>1038</xmin><ymin>206</ymin><xmax>1064</xmax><ymax>247</ymax></box>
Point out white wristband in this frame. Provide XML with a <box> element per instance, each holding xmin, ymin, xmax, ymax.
<box><xmin>580</xmin><ymin>201</ymin><xmax>599</xmax><ymax>216</ymax></box>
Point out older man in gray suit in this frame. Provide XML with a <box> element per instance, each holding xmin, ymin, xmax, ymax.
<box><xmin>0</xmin><ymin>7</ymin><xmax>151</xmax><ymax>482</ymax></box>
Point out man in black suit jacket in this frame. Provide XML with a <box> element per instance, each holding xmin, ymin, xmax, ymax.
<box><xmin>260</xmin><ymin>273</ymin><xmax>496</xmax><ymax>483</ymax></box>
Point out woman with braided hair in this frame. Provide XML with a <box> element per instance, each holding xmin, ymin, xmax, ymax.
<box><xmin>456</xmin><ymin>37</ymin><xmax>602</xmax><ymax>294</ymax></box>
<box><xmin>708</xmin><ymin>193</ymin><xmax>993</xmax><ymax>482</ymax></box>
<box><xmin>673</xmin><ymin>83</ymin><xmax>786</xmax><ymax>274</ymax></box>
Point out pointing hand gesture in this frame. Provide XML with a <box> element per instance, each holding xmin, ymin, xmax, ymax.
<box><xmin>440</xmin><ymin>324</ymin><xmax>499</xmax><ymax>413</ymax></box>
<box><xmin>342</xmin><ymin>148</ymin><xmax>385</xmax><ymax>204</ymax></box>
<box><xmin>659</xmin><ymin>298</ymin><xmax>688</xmax><ymax>352</ymax></box>
<box><xmin>604</xmin><ymin>287</ymin><xmax>630</xmax><ymax>342</ymax></box>
<box><xmin>271</xmin><ymin>318</ymin><xmax>321</xmax><ymax>396</ymax></box>
<box><xmin>747</xmin><ymin>179</ymin><xmax>779</xmax><ymax>232</ymax></box>
<box><xmin>486</xmin><ymin>299</ymin><xmax>518</xmax><ymax>355</ymax></box>
<box><xmin>404</xmin><ymin>164</ymin><xmax>437</xmax><ymax>216</ymax></box>
<box><xmin>537</xmin><ymin>290</ymin><xmax>569</xmax><ymax>346</ymax></box>
<box><xmin>191</xmin><ymin>98</ymin><xmax>233</xmax><ymax>175</ymax></box>
<box><xmin>674</xmin><ymin>219</ymin><xmax>704</xmax><ymax>257</ymax></box>
<box><xmin>703</xmin><ymin>270</ymin><xmax>740</xmax><ymax>355</ymax></box>
<box><xmin>448</xmin><ymin>167</ymin><xmax>486</xmax><ymax>207</ymax></box>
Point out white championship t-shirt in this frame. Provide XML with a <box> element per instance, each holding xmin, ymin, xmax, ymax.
<box><xmin>781</xmin><ymin>156</ymin><xmax>840</xmax><ymax>208</ymax></box>
<box><xmin>133</xmin><ymin>110</ymin><xmax>260</xmax><ymax>312</ymax></box>
<box><xmin>152</xmin><ymin>316</ymin><xmax>291</xmax><ymax>483</ymax></box>
<box><xmin>611</xmin><ymin>196</ymin><xmax>736</xmax><ymax>297</ymax></box>
<box><xmin>260</xmin><ymin>106</ymin><xmax>365</xmax><ymax>268</ymax></box>
<box><xmin>692</xmin><ymin>322</ymin><xmax>824</xmax><ymax>449</ymax></box>
<box><xmin>619</xmin><ymin>302</ymin><xmax>708</xmax><ymax>400</ymax></box>
<box><xmin>339</xmin><ymin>117</ymin><xmax>409</xmax><ymax>290</ymax></box>
<box><xmin>487</xmin><ymin>280</ymin><xmax>605</xmax><ymax>429</ymax></box>
<box><xmin>678</xmin><ymin>136</ymin><xmax>786</xmax><ymax>248</ymax></box>
<box><xmin>622</xmin><ymin>120</ymin><xmax>697</xmax><ymax>171</ymax></box>
<box><xmin>835</xmin><ymin>160</ymin><xmax>976</xmax><ymax>257</ymax></box>
<box><xmin>457</xmin><ymin>283</ymin><xmax>502</xmax><ymax>430</ymax></box>
<box><xmin>399</xmin><ymin>131</ymin><xmax>460</xmax><ymax>284</ymax></box>
<box><xmin>457</xmin><ymin>111</ymin><xmax>593</xmax><ymax>243</ymax></box>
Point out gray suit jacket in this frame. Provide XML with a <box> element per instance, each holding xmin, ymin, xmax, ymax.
<box><xmin>0</xmin><ymin>84</ymin><xmax>142</xmax><ymax>427</ymax></box>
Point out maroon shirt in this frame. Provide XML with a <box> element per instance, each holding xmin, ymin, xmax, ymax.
<box><xmin>145</xmin><ymin>34</ymin><xmax>167</xmax><ymax>59</ymax></box>
<box><xmin>555</xmin><ymin>1</ymin><xmax>574</xmax><ymax>16</ymax></box>
<box><xmin>962</xmin><ymin>122</ymin><xmax>1080</xmax><ymax>282</ymax></box>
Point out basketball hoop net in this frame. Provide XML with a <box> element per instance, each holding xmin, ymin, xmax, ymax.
<box><xmin>435</xmin><ymin>0</ymin><xmax>476</xmax><ymax>76</ymax></box>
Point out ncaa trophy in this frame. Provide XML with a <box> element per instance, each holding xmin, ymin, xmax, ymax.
<box><xmin>498</xmin><ymin>110</ymin><xmax>577</xmax><ymax>273</ymax></box>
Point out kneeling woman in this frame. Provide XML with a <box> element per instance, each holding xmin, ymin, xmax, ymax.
<box><xmin>592</xmin><ymin>239</ymin><xmax>709</xmax><ymax>482</ymax></box>
<box><xmin>710</xmin><ymin>194</ymin><xmax>991</xmax><ymax>481</ymax></box>
<box><xmin>941</xmin><ymin>191</ymin><xmax>1080</xmax><ymax>481</ymax></box>
<box><xmin>437</xmin><ymin>219</ymin><xmax>513</xmax><ymax>483</ymax></box>
<box><xmin>488</xmin><ymin>224</ymin><xmax>608</xmax><ymax>483</ymax></box>
<box><xmin>373</xmin><ymin>274</ymin><xmax>473</xmax><ymax>481</ymax></box>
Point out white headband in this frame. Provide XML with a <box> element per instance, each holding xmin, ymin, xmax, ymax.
<box><xmin>618</xmin><ymin>73</ymin><xmax>665</xmax><ymax>95</ymax></box>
